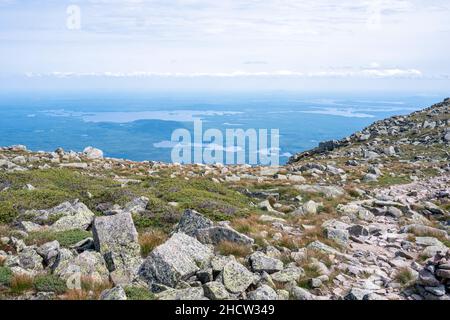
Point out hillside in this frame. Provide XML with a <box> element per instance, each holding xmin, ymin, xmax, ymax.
<box><xmin>0</xmin><ymin>98</ymin><xmax>449</xmax><ymax>300</ymax></box>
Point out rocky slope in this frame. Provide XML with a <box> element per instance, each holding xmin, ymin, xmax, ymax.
<box><xmin>0</xmin><ymin>99</ymin><xmax>449</xmax><ymax>300</ymax></box>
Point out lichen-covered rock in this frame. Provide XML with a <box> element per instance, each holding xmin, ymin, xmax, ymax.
<box><xmin>249</xmin><ymin>252</ymin><xmax>283</xmax><ymax>274</ymax></box>
<box><xmin>25</xmin><ymin>201</ymin><xmax>94</xmax><ymax>228</ymax></box>
<box><xmin>196</xmin><ymin>226</ymin><xmax>254</xmax><ymax>246</ymax></box>
<box><xmin>4</xmin><ymin>247</ymin><xmax>44</xmax><ymax>274</ymax></box>
<box><xmin>36</xmin><ymin>240</ymin><xmax>60</xmax><ymax>268</ymax></box>
<box><xmin>139</xmin><ymin>233</ymin><xmax>213</xmax><ymax>288</ymax></box>
<box><xmin>54</xmin><ymin>250</ymin><xmax>110</xmax><ymax>284</ymax></box>
<box><xmin>203</xmin><ymin>281</ymin><xmax>230</xmax><ymax>300</ymax></box>
<box><xmin>92</xmin><ymin>212</ymin><xmax>142</xmax><ymax>284</ymax></box>
<box><xmin>271</xmin><ymin>266</ymin><xmax>304</xmax><ymax>284</ymax></box>
<box><xmin>156</xmin><ymin>287</ymin><xmax>207</xmax><ymax>300</ymax></box>
<box><xmin>100</xmin><ymin>286</ymin><xmax>127</xmax><ymax>300</ymax></box>
<box><xmin>175</xmin><ymin>209</ymin><xmax>214</xmax><ymax>237</ymax></box>
<box><xmin>290</xmin><ymin>286</ymin><xmax>315</xmax><ymax>300</ymax></box>
<box><xmin>222</xmin><ymin>261</ymin><xmax>254</xmax><ymax>294</ymax></box>
<box><xmin>248</xmin><ymin>285</ymin><xmax>278</xmax><ymax>300</ymax></box>
<box><xmin>175</xmin><ymin>210</ymin><xmax>253</xmax><ymax>246</ymax></box>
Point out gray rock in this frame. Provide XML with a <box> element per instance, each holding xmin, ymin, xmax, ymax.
<box><xmin>415</xmin><ymin>237</ymin><xmax>444</xmax><ymax>247</ymax></box>
<box><xmin>196</xmin><ymin>226</ymin><xmax>254</xmax><ymax>246</ymax></box>
<box><xmin>249</xmin><ymin>251</ymin><xmax>283</xmax><ymax>274</ymax></box>
<box><xmin>54</xmin><ymin>250</ymin><xmax>110</xmax><ymax>283</ymax></box>
<box><xmin>156</xmin><ymin>287</ymin><xmax>206</xmax><ymax>300</ymax></box>
<box><xmin>290</xmin><ymin>287</ymin><xmax>315</xmax><ymax>300</ymax></box>
<box><xmin>400</xmin><ymin>224</ymin><xmax>448</xmax><ymax>239</ymax></box>
<box><xmin>301</xmin><ymin>200</ymin><xmax>320</xmax><ymax>215</ymax></box>
<box><xmin>271</xmin><ymin>266</ymin><xmax>304</xmax><ymax>284</ymax></box>
<box><xmin>4</xmin><ymin>247</ymin><xmax>44</xmax><ymax>273</ymax></box>
<box><xmin>19</xmin><ymin>221</ymin><xmax>43</xmax><ymax>233</ymax></box>
<box><xmin>323</xmin><ymin>228</ymin><xmax>349</xmax><ymax>246</ymax></box>
<box><xmin>222</xmin><ymin>260</ymin><xmax>254</xmax><ymax>294</ymax></box>
<box><xmin>363</xmin><ymin>173</ymin><xmax>378</xmax><ymax>182</ymax></box>
<box><xmin>175</xmin><ymin>209</ymin><xmax>214</xmax><ymax>237</ymax></box>
<box><xmin>36</xmin><ymin>240</ymin><xmax>60</xmax><ymax>267</ymax></box>
<box><xmin>345</xmin><ymin>288</ymin><xmax>370</xmax><ymax>300</ymax></box>
<box><xmin>424</xmin><ymin>285</ymin><xmax>446</xmax><ymax>296</ymax></box>
<box><xmin>203</xmin><ymin>281</ymin><xmax>230</xmax><ymax>300</ymax></box>
<box><xmin>139</xmin><ymin>233</ymin><xmax>213</xmax><ymax>288</ymax></box>
<box><xmin>92</xmin><ymin>212</ymin><xmax>142</xmax><ymax>284</ymax></box>
<box><xmin>347</xmin><ymin>225</ymin><xmax>369</xmax><ymax>237</ymax></box>
<box><xmin>25</xmin><ymin>200</ymin><xmax>94</xmax><ymax>231</ymax></box>
<box><xmin>100</xmin><ymin>286</ymin><xmax>128</xmax><ymax>300</ymax></box>
<box><xmin>248</xmin><ymin>285</ymin><xmax>278</xmax><ymax>300</ymax></box>
<box><xmin>123</xmin><ymin>197</ymin><xmax>149</xmax><ymax>215</ymax></box>
<box><xmin>386</xmin><ymin>206</ymin><xmax>403</xmax><ymax>218</ymax></box>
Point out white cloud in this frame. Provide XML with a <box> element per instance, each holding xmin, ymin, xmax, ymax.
<box><xmin>26</xmin><ymin>68</ymin><xmax>422</xmax><ymax>79</ymax></box>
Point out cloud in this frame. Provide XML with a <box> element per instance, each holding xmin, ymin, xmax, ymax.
<box><xmin>26</xmin><ymin>68</ymin><xmax>422</xmax><ymax>79</ymax></box>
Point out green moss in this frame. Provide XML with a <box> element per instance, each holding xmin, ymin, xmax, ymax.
<box><xmin>26</xmin><ymin>229</ymin><xmax>91</xmax><ymax>247</ymax></box>
<box><xmin>33</xmin><ymin>274</ymin><xmax>67</xmax><ymax>294</ymax></box>
<box><xmin>372</xmin><ymin>175</ymin><xmax>412</xmax><ymax>187</ymax></box>
<box><xmin>124</xmin><ymin>286</ymin><xmax>155</xmax><ymax>300</ymax></box>
<box><xmin>0</xmin><ymin>266</ymin><xmax>13</xmax><ymax>286</ymax></box>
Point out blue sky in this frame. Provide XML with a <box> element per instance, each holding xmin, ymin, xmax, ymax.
<box><xmin>1</xmin><ymin>0</ymin><xmax>449</xmax><ymax>92</ymax></box>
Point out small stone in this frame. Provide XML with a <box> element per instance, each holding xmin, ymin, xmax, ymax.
<box><xmin>100</xmin><ymin>286</ymin><xmax>127</xmax><ymax>300</ymax></box>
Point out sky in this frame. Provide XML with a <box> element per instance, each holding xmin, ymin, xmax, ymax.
<box><xmin>0</xmin><ymin>0</ymin><xmax>449</xmax><ymax>92</ymax></box>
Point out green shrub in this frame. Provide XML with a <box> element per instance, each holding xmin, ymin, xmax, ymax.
<box><xmin>124</xmin><ymin>286</ymin><xmax>155</xmax><ymax>300</ymax></box>
<box><xmin>0</xmin><ymin>266</ymin><xmax>13</xmax><ymax>286</ymax></box>
<box><xmin>34</xmin><ymin>274</ymin><xmax>67</xmax><ymax>294</ymax></box>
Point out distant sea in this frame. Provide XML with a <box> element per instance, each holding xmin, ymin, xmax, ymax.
<box><xmin>0</xmin><ymin>92</ymin><xmax>445</xmax><ymax>164</ymax></box>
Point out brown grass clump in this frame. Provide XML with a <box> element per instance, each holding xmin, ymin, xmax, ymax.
<box><xmin>139</xmin><ymin>230</ymin><xmax>168</xmax><ymax>257</ymax></box>
<box><xmin>394</xmin><ymin>267</ymin><xmax>416</xmax><ymax>287</ymax></box>
<box><xmin>10</xmin><ymin>274</ymin><xmax>34</xmax><ymax>294</ymax></box>
<box><xmin>217</xmin><ymin>241</ymin><xmax>252</xmax><ymax>258</ymax></box>
<box><xmin>61</xmin><ymin>277</ymin><xmax>112</xmax><ymax>300</ymax></box>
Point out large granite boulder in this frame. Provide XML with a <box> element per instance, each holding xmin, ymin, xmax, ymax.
<box><xmin>92</xmin><ymin>212</ymin><xmax>142</xmax><ymax>284</ymax></box>
<box><xmin>139</xmin><ymin>232</ymin><xmax>213</xmax><ymax>288</ymax></box>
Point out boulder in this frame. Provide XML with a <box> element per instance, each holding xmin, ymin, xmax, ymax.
<box><xmin>54</xmin><ymin>250</ymin><xmax>110</xmax><ymax>284</ymax></box>
<box><xmin>100</xmin><ymin>286</ymin><xmax>127</xmax><ymax>300</ymax></box>
<box><xmin>25</xmin><ymin>200</ymin><xmax>94</xmax><ymax>231</ymax></box>
<box><xmin>271</xmin><ymin>266</ymin><xmax>304</xmax><ymax>284</ymax></box>
<box><xmin>248</xmin><ymin>285</ymin><xmax>278</xmax><ymax>300</ymax></box>
<box><xmin>139</xmin><ymin>233</ymin><xmax>213</xmax><ymax>287</ymax></box>
<box><xmin>36</xmin><ymin>240</ymin><xmax>60</xmax><ymax>268</ymax></box>
<box><xmin>156</xmin><ymin>287</ymin><xmax>206</xmax><ymax>300</ymax></box>
<box><xmin>222</xmin><ymin>260</ymin><xmax>254</xmax><ymax>294</ymax></box>
<box><xmin>174</xmin><ymin>209</ymin><xmax>214</xmax><ymax>237</ymax></box>
<box><xmin>196</xmin><ymin>226</ymin><xmax>254</xmax><ymax>246</ymax></box>
<box><xmin>4</xmin><ymin>248</ymin><xmax>44</xmax><ymax>274</ymax></box>
<box><xmin>249</xmin><ymin>252</ymin><xmax>283</xmax><ymax>274</ymax></box>
<box><xmin>92</xmin><ymin>212</ymin><xmax>142</xmax><ymax>284</ymax></box>
<box><xmin>203</xmin><ymin>281</ymin><xmax>230</xmax><ymax>300</ymax></box>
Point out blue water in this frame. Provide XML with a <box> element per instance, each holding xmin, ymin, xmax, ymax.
<box><xmin>0</xmin><ymin>92</ymin><xmax>445</xmax><ymax>164</ymax></box>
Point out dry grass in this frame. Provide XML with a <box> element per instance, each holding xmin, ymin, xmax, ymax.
<box><xmin>394</xmin><ymin>267</ymin><xmax>416</xmax><ymax>287</ymax></box>
<box><xmin>61</xmin><ymin>277</ymin><xmax>111</xmax><ymax>300</ymax></box>
<box><xmin>0</xmin><ymin>256</ymin><xmax>5</xmax><ymax>266</ymax></box>
<box><xmin>231</xmin><ymin>215</ymin><xmax>264</xmax><ymax>235</ymax></box>
<box><xmin>139</xmin><ymin>230</ymin><xmax>168</xmax><ymax>257</ymax></box>
<box><xmin>61</xmin><ymin>289</ymin><xmax>90</xmax><ymax>300</ymax></box>
<box><xmin>216</xmin><ymin>241</ymin><xmax>252</xmax><ymax>258</ymax></box>
<box><xmin>10</xmin><ymin>274</ymin><xmax>34</xmax><ymax>294</ymax></box>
